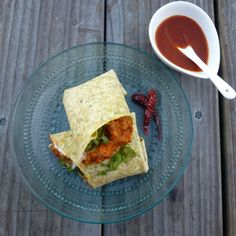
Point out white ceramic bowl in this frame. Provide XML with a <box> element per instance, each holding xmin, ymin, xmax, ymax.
<box><xmin>149</xmin><ymin>1</ymin><xmax>220</xmax><ymax>78</ymax></box>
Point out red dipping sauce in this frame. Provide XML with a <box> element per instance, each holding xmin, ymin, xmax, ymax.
<box><xmin>155</xmin><ymin>15</ymin><xmax>209</xmax><ymax>72</ymax></box>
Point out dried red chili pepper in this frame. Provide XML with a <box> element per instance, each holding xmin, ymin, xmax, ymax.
<box><xmin>132</xmin><ymin>89</ymin><xmax>161</xmax><ymax>140</ymax></box>
<box><xmin>144</xmin><ymin>89</ymin><xmax>157</xmax><ymax>134</ymax></box>
<box><xmin>131</xmin><ymin>94</ymin><xmax>148</xmax><ymax>107</ymax></box>
<box><xmin>147</xmin><ymin>90</ymin><xmax>161</xmax><ymax>140</ymax></box>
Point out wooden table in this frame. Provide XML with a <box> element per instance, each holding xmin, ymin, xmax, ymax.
<box><xmin>0</xmin><ymin>0</ymin><xmax>235</xmax><ymax>235</ymax></box>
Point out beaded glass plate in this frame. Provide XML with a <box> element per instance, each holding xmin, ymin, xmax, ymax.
<box><xmin>10</xmin><ymin>43</ymin><xmax>193</xmax><ymax>223</ymax></box>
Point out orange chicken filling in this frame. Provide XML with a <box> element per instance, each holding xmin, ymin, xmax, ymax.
<box><xmin>82</xmin><ymin>116</ymin><xmax>133</xmax><ymax>165</ymax></box>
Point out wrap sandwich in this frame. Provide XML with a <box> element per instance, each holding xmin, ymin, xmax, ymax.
<box><xmin>49</xmin><ymin>70</ymin><xmax>149</xmax><ymax>188</ymax></box>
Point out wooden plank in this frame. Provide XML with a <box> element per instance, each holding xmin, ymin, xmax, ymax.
<box><xmin>216</xmin><ymin>0</ymin><xmax>236</xmax><ymax>235</ymax></box>
<box><xmin>104</xmin><ymin>0</ymin><xmax>223</xmax><ymax>235</ymax></box>
<box><xmin>0</xmin><ymin>0</ymin><xmax>104</xmax><ymax>235</ymax></box>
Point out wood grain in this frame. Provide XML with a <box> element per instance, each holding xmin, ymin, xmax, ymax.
<box><xmin>104</xmin><ymin>0</ymin><xmax>223</xmax><ymax>235</ymax></box>
<box><xmin>216</xmin><ymin>0</ymin><xmax>236</xmax><ymax>235</ymax></box>
<box><xmin>1</xmin><ymin>0</ymin><xmax>232</xmax><ymax>235</ymax></box>
<box><xmin>0</xmin><ymin>0</ymin><xmax>104</xmax><ymax>235</ymax></box>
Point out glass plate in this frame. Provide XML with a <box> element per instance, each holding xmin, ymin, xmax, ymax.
<box><xmin>10</xmin><ymin>43</ymin><xmax>193</xmax><ymax>223</ymax></box>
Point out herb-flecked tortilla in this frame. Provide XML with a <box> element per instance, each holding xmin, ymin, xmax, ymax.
<box><xmin>50</xmin><ymin>113</ymin><xmax>148</xmax><ymax>188</ymax></box>
<box><xmin>49</xmin><ymin>70</ymin><xmax>149</xmax><ymax>188</ymax></box>
<box><xmin>63</xmin><ymin>70</ymin><xmax>131</xmax><ymax>165</ymax></box>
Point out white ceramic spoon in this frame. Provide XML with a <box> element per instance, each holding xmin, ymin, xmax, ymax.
<box><xmin>178</xmin><ymin>46</ymin><xmax>236</xmax><ymax>100</ymax></box>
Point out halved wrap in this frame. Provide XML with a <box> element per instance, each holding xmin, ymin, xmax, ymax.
<box><xmin>49</xmin><ymin>70</ymin><xmax>149</xmax><ymax>188</ymax></box>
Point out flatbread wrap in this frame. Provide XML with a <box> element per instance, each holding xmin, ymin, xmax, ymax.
<box><xmin>49</xmin><ymin>70</ymin><xmax>149</xmax><ymax>188</ymax></box>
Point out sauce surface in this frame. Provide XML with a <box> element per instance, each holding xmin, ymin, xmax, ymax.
<box><xmin>155</xmin><ymin>15</ymin><xmax>209</xmax><ymax>71</ymax></box>
<box><xmin>83</xmin><ymin>116</ymin><xmax>133</xmax><ymax>165</ymax></box>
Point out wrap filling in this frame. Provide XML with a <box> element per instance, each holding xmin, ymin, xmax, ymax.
<box><xmin>82</xmin><ymin>116</ymin><xmax>134</xmax><ymax>165</ymax></box>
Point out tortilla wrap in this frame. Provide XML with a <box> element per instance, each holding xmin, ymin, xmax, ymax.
<box><xmin>50</xmin><ymin>113</ymin><xmax>148</xmax><ymax>188</ymax></box>
<box><xmin>50</xmin><ymin>70</ymin><xmax>149</xmax><ymax>188</ymax></box>
<box><xmin>63</xmin><ymin>70</ymin><xmax>131</xmax><ymax>165</ymax></box>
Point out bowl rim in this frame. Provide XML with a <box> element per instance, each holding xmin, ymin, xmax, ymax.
<box><xmin>148</xmin><ymin>1</ymin><xmax>220</xmax><ymax>79</ymax></box>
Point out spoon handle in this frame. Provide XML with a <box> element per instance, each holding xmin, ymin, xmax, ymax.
<box><xmin>179</xmin><ymin>46</ymin><xmax>236</xmax><ymax>100</ymax></box>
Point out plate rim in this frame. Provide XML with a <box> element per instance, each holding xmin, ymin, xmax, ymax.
<box><xmin>10</xmin><ymin>42</ymin><xmax>193</xmax><ymax>224</ymax></box>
